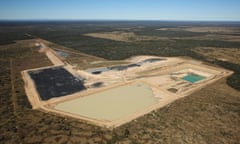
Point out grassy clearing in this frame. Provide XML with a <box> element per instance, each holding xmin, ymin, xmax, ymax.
<box><xmin>83</xmin><ymin>31</ymin><xmax>168</xmax><ymax>42</ymax></box>
<box><xmin>193</xmin><ymin>47</ymin><xmax>240</xmax><ymax>64</ymax></box>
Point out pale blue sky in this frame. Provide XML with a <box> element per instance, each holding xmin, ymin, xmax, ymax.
<box><xmin>0</xmin><ymin>0</ymin><xmax>240</xmax><ymax>21</ymax></box>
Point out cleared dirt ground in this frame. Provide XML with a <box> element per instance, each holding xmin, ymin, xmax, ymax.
<box><xmin>83</xmin><ymin>31</ymin><xmax>168</xmax><ymax>42</ymax></box>
<box><xmin>0</xmin><ymin>39</ymin><xmax>240</xmax><ymax>143</ymax></box>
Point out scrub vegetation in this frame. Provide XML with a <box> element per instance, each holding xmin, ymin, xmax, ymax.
<box><xmin>0</xmin><ymin>21</ymin><xmax>240</xmax><ymax>143</ymax></box>
<box><xmin>2</xmin><ymin>21</ymin><xmax>239</xmax><ymax>90</ymax></box>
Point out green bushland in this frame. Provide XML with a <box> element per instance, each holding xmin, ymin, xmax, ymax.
<box><xmin>0</xmin><ymin>22</ymin><xmax>239</xmax><ymax>90</ymax></box>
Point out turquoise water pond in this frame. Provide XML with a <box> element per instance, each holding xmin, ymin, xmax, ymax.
<box><xmin>182</xmin><ymin>74</ymin><xmax>206</xmax><ymax>83</ymax></box>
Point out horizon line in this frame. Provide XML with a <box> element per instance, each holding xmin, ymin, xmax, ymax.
<box><xmin>0</xmin><ymin>18</ymin><xmax>240</xmax><ymax>22</ymax></box>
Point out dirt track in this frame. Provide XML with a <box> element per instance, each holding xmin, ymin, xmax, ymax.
<box><xmin>10</xmin><ymin>58</ymin><xmax>21</xmax><ymax>141</ymax></box>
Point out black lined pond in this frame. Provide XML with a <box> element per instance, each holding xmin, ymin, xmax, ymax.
<box><xmin>28</xmin><ymin>67</ymin><xmax>85</xmax><ymax>100</ymax></box>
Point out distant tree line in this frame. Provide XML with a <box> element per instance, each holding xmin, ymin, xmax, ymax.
<box><xmin>0</xmin><ymin>23</ymin><xmax>239</xmax><ymax>90</ymax></box>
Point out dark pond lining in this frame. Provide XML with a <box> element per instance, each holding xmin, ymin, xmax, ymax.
<box><xmin>88</xmin><ymin>58</ymin><xmax>165</xmax><ymax>74</ymax></box>
<box><xmin>28</xmin><ymin>67</ymin><xmax>85</xmax><ymax>100</ymax></box>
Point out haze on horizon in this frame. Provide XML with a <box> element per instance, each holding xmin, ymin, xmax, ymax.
<box><xmin>0</xmin><ymin>0</ymin><xmax>240</xmax><ymax>21</ymax></box>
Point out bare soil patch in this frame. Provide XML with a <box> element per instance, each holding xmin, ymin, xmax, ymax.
<box><xmin>182</xmin><ymin>27</ymin><xmax>240</xmax><ymax>33</ymax></box>
<box><xmin>83</xmin><ymin>31</ymin><xmax>168</xmax><ymax>42</ymax></box>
